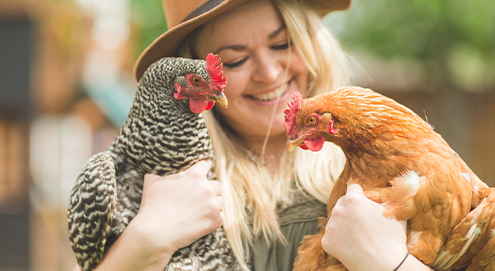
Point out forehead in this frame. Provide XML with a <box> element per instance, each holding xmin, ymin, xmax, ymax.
<box><xmin>196</xmin><ymin>0</ymin><xmax>285</xmax><ymax>50</ymax></box>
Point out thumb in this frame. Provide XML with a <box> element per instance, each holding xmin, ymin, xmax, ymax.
<box><xmin>144</xmin><ymin>160</ymin><xmax>212</xmax><ymax>186</ymax></box>
<box><xmin>346</xmin><ymin>183</ymin><xmax>365</xmax><ymax>197</ymax></box>
<box><xmin>187</xmin><ymin>159</ymin><xmax>213</xmax><ymax>175</ymax></box>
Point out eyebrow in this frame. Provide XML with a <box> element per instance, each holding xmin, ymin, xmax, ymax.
<box><xmin>215</xmin><ymin>44</ymin><xmax>246</xmax><ymax>54</ymax></box>
<box><xmin>268</xmin><ymin>25</ymin><xmax>286</xmax><ymax>40</ymax></box>
<box><xmin>215</xmin><ymin>25</ymin><xmax>286</xmax><ymax>54</ymax></box>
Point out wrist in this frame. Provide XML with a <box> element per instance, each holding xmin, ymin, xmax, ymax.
<box><xmin>395</xmin><ymin>252</ymin><xmax>432</xmax><ymax>271</ymax></box>
<box><xmin>93</xmin><ymin>215</ymin><xmax>174</xmax><ymax>271</ymax></box>
<box><xmin>358</xmin><ymin>244</ymin><xmax>409</xmax><ymax>271</ymax></box>
<box><xmin>125</xmin><ymin>214</ymin><xmax>176</xmax><ymax>267</ymax></box>
<box><xmin>392</xmin><ymin>251</ymin><xmax>409</xmax><ymax>271</ymax></box>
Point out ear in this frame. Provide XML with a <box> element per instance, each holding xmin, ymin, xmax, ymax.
<box><xmin>321</xmin><ymin>113</ymin><xmax>337</xmax><ymax>134</ymax></box>
<box><xmin>174</xmin><ymin>82</ymin><xmax>186</xmax><ymax>100</ymax></box>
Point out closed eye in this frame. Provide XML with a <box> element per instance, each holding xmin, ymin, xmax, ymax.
<box><xmin>271</xmin><ymin>40</ymin><xmax>293</xmax><ymax>51</ymax></box>
<box><xmin>223</xmin><ymin>57</ymin><xmax>248</xmax><ymax>69</ymax></box>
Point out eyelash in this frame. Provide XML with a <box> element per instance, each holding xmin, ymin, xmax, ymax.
<box><xmin>223</xmin><ymin>57</ymin><xmax>248</xmax><ymax>69</ymax></box>
<box><xmin>222</xmin><ymin>40</ymin><xmax>293</xmax><ymax>69</ymax></box>
<box><xmin>271</xmin><ymin>40</ymin><xmax>292</xmax><ymax>50</ymax></box>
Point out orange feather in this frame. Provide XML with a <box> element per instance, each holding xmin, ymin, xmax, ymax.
<box><xmin>286</xmin><ymin>86</ymin><xmax>495</xmax><ymax>270</ymax></box>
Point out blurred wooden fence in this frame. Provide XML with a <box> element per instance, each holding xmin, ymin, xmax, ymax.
<box><xmin>382</xmin><ymin>89</ymin><xmax>495</xmax><ymax>187</ymax></box>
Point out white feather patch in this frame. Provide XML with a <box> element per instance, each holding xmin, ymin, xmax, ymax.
<box><xmin>401</xmin><ymin>170</ymin><xmax>423</xmax><ymax>194</ymax></box>
<box><xmin>461</xmin><ymin>172</ymin><xmax>471</xmax><ymax>183</ymax></box>
<box><xmin>407</xmin><ymin>230</ymin><xmax>421</xmax><ymax>249</ymax></box>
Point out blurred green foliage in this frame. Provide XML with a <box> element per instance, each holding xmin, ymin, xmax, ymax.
<box><xmin>130</xmin><ymin>0</ymin><xmax>168</xmax><ymax>61</ymax></box>
<box><xmin>326</xmin><ymin>0</ymin><xmax>495</xmax><ymax>91</ymax></box>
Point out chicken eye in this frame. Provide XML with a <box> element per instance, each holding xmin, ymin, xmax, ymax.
<box><xmin>191</xmin><ymin>76</ymin><xmax>202</xmax><ymax>86</ymax></box>
<box><xmin>307</xmin><ymin>116</ymin><xmax>317</xmax><ymax>125</ymax></box>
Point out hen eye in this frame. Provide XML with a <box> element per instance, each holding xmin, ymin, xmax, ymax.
<box><xmin>191</xmin><ymin>76</ymin><xmax>201</xmax><ymax>86</ymax></box>
<box><xmin>307</xmin><ymin>116</ymin><xmax>317</xmax><ymax>125</ymax></box>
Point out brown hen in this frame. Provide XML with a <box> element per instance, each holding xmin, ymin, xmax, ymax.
<box><xmin>284</xmin><ymin>86</ymin><xmax>495</xmax><ymax>271</ymax></box>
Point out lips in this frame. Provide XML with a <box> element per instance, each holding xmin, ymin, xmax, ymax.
<box><xmin>249</xmin><ymin>81</ymin><xmax>289</xmax><ymax>102</ymax></box>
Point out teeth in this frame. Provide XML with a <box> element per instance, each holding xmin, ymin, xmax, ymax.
<box><xmin>251</xmin><ymin>83</ymin><xmax>288</xmax><ymax>101</ymax></box>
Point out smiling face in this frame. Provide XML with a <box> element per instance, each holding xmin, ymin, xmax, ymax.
<box><xmin>193</xmin><ymin>0</ymin><xmax>309</xmax><ymax>146</ymax></box>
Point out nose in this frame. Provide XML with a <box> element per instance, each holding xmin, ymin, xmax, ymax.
<box><xmin>251</xmin><ymin>50</ymin><xmax>281</xmax><ymax>83</ymax></box>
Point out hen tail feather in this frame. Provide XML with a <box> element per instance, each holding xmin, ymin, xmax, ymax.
<box><xmin>67</xmin><ymin>152</ymin><xmax>117</xmax><ymax>271</ymax></box>
<box><xmin>432</xmin><ymin>188</ymin><xmax>495</xmax><ymax>271</ymax></box>
<box><xmin>465</xmin><ymin>227</ymin><xmax>495</xmax><ymax>271</ymax></box>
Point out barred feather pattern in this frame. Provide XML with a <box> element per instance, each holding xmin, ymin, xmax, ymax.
<box><xmin>67</xmin><ymin>57</ymin><xmax>240</xmax><ymax>271</ymax></box>
<box><xmin>68</xmin><ymin>152</ymin><xmax>117</xmax><ymax>271</ymax></box>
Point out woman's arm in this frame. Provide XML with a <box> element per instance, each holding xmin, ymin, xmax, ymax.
<box><xmin>321</xmin><ymin>184</ymin><xmax>432</xmax><ymax>271</ymax></box>
<box><xmin>73</xmin><ymin>160</ymin><xmax>224</xmax><ymax>271</ymax></box>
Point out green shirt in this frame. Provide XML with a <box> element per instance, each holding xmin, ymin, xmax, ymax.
<box><xmin>249</xmin><ymin>191</ymin><xmax>327</xmax><ymax>271</ymax></box>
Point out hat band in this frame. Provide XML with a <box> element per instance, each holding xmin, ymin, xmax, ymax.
<box><xmin>182</xmin><ymin>0</ymin><xmax>228</xmax><ymax>23</ymax></box>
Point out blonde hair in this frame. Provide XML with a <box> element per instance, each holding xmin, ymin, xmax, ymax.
<box><xmin>181</xmin><ymin>0</ymin><xmax>350</xmax><ymax>269</ymax></box>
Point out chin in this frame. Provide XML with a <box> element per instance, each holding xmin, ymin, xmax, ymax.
<box><xmin>268</xmin><ymin>120</ymin><xmax>287</xmax><ymax>136</ymax></box>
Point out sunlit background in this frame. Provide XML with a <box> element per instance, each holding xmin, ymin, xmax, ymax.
<box><xmin>0</xmin><ymin>0</ymin><xmax>494</xmax><ymax>270</ymax></box>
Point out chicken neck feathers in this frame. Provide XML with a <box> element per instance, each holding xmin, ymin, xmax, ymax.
<box><xmin>289</xmin><ymin>86</ymin><xmax>494</xmax><ymax>271</ymax></box>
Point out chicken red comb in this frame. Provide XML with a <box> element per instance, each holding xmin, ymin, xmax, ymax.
<box><xmin>284</xmin><ymin>92</ymin><xmax>302</xmax><ymax>137</ymax></box>
<box><xmin>206</xmin><ymin>53</ymin><xmax>227</xmax><ymax>91</ymax></box>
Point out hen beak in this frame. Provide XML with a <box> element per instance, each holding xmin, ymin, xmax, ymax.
<box><xmin>286</xmin><ymin>137</ymin><xmax>304</xmax><ymax>154</ymax></box>
<box><xmin>209</xmin><ymin>92</ymin><xmax>228</xmax><ymax>108</ymax></box>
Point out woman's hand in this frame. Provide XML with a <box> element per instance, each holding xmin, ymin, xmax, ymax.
<box><xmin>92</xmin><ymin>160</ymin><xmax>223</xmax><ymax>271</ymax></box>
<box><xmin>136</xmin><ymin>160</ymin><xmax>224</xmax><ymax>252</ymax></box>
<box><xmin>321</xmin><ymin>184</ymin><xmax>431</xmax><ymax>271</ymax></box>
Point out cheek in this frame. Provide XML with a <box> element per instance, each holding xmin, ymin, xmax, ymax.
<box><xmin>222</xmin><ymin>71</ymin><xmax>249</xmax><ymax>100</ymax></box>
<box><xmin>288</xmin><ymin>52</ymin><xmax>309</xmax><ymax>91</ymax></box>
<box><xmin>286</xmin><ymin>48</ymin><xmax>308</xmax><ymax>73</ymax></box>
<box><xmin>290</xmin><ymin>56</ymin><xmax>308</xmax><ymax>75</ymax></box>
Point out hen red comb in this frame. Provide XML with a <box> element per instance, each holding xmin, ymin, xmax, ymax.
<box><xmin>206</xmin><ymin>53</ymin><xmax>227</xmax><ymax>91</ymax></box>
<box><xmin>284</xmin><ymin>92</ymin><xmax>302</xmax><ymax>137</ymax></box>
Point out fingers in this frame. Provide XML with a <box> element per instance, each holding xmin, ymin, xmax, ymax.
<box><xmin>209</xmin><ymin>180</ymin><xmax>222</xmax><ymax>196</ymax></box>
<box><xmin>145</xmin><ymin>160</ymin><xmax>213</xmax><ymax>183</ymax></box>
<box><xmin>169</xmin><ymin>160</ymin><xmax>212</xmax><ymax>181</ymax></box>
<box><xmin>183</xmin><ymin>161</ymin><xmax>221</xmax><ymax>198</ymax></box>
<box><xmin>331</xmin><ymin>184</ymin><xmax>365</xmax><ymax>213</ymax></box>
<box><xmin>144</xmin><ymin>159</ymin><xmax>222</xmax><ymax>210</ymax></box>
<box><xmin>331</xmin><ymin>184</ymin><xmax>378</xmax><ymax>219</ymax></box>
<box><xmin>210</xmin><ymin>197</ymin><xmax>224</xmax><ymax>228</ymax></box>
<box><xmin>136</xmin><ymin>160</ymin><xmax>225</xmax><ymax>251</ymax></box>
<box><xmin>340</xmin><ymin>183</ymin><xmax>408</xmax><ymax>230</ymax></box>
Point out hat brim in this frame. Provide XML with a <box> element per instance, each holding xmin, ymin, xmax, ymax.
<box><xmin>133</xmin><ymin>0</ymin><xmax>351</xmax><ymax>81</ymax></box>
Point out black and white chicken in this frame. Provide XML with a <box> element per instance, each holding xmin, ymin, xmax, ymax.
<box><xmin>67</xmin><ymin>54</ymin><xmax>241</xmax><ymax>270</ymax></box>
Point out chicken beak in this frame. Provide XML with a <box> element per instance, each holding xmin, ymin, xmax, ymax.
<box><xmin>286</xmin><ymin>138</ymin><xmax>303</xmax><ymax>154</ymax></box>
<box><xmin>209</xmin><ymin>92</ymin><xmax>228</xmax><ymax>108</ymax></box>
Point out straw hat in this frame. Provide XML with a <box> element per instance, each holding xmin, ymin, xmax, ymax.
<box><xmin>133</xmin><ymin>0</ymin><xmax>351</xmax><ymax>81</ymax></box>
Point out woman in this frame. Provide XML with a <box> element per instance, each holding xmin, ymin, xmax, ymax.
<box><xmin>80</xmin><ymin>0</ymin><xmax>431</xmax><ymax>270</ymax></box>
